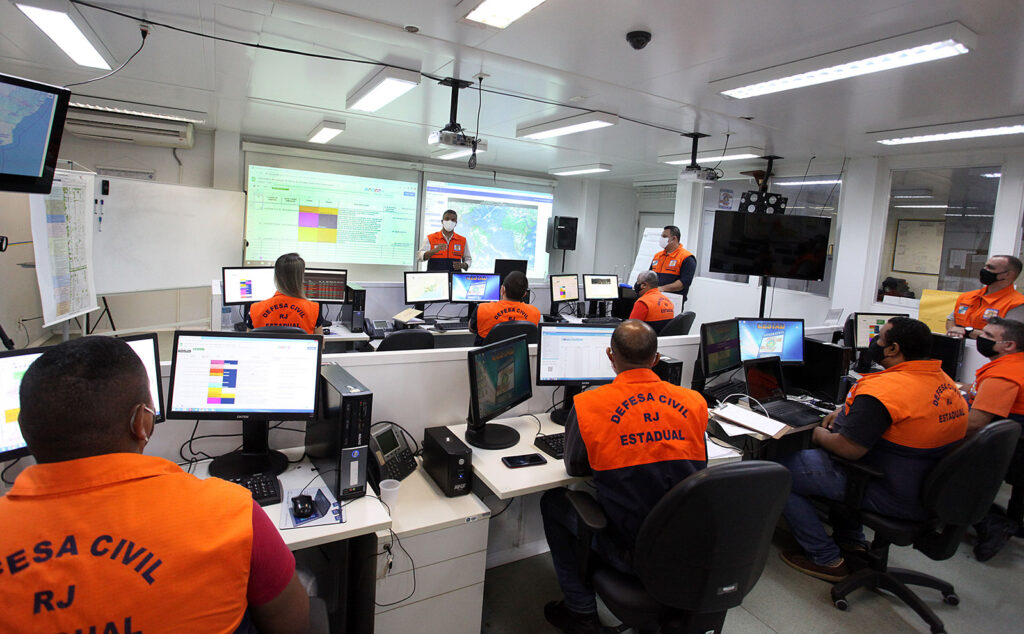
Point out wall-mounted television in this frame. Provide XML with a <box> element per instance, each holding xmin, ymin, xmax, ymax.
<box><xmin>0</xmin><ymin>73</ymin><xmax>71</xmax><ymax>194</ymax></box>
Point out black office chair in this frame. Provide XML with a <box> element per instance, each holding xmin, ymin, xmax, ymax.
<box><xmin>823</xmin><ymin>420</ymin><xmax>1021</xmax><ymax>634</ymax></box>
<box><xmin>376</xmin><ymin>329</ymin><xmax>435</xmax><ymax>351</ymax></box>
<box><xmin>659</xmin><ymin>311</ymin><xmax>696</xmax><ymax>336</ymax></box>
<box><xmin>483</xmin><ymin>320</ymin><xmax>539</xmax><ymax>345</ymax></box>
<box><xmin>566</xmin><ymin>461</ymin><xmax>791</xmax><ymax>634</ymax></box>
<box><xmin>251</xmin><ymin>325</ymin><xmax>306</xmax><ymax>334</ymax></box>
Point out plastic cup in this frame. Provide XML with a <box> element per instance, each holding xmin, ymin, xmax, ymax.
<box><xmin>379</xmin><ymin>479</ymin><xmax>401</xmax><ymax>512</ymax></box>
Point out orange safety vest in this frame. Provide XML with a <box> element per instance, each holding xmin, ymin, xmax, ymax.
<box><xmin>969</xmin><ymin>352</ymin><xmax>1024</xmax><ymax>416</ymax></box>
<box><xmin>952</xmin><ymin>285</ymin><xmax>1024</xmax><ymax>329</ymax></box>
<box><xmin>650</xmin><ymin>246</ymin><xmax>694</xmax><ymax>278</ymax></box>
<box><xmin>426</xmin><ymin>231</ymin><xmax>468</xmax><ymax>271</ymax></box>
<box><xmin>632</xmin><ymin>289</ymin><xmax>675</xmax><ymax>324</ymax></box>
<box><xmin>474</xmin><ymin>300</ymin><xmax>541</xmax><ymax>339</ymax></box>
<box><xmin>0</xmin><ymin>453</ymin><xmax>253</xmax><ymax>633</ymax></box>
<box><xmin>250</xmin><ymin>291</ymin><xmax>320</xmax><ymax>333</ymax></box>
<box><xmin>845</xmin><ymin>359</ymin><xmax>967</xmax><ymax>449</ymax></box>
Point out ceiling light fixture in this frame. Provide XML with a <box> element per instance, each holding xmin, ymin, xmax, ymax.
<box><xmin>867</xmin><ymin>115</ymin><xmax>1024</xmax><ymax>145</ymax></box>
<box><xmin>69</xmin><ymin>96</ymin><xmax>207</xmax><ymax>124</ymax></box>
<box><xmin>307</xmin><ymin>120</ymin><xmax>345</xmax><ymax>144</ymax></box>
<box><xmin>517</xmin><ymin>112</ymin><xmax>618</xmax><ymax>140</ymax></box>
<box><xmin>549</xmin><ymin>163</ymin><xmax>611</xmax><ymax>176</ymax></box>
<box><xmin>711</xmin><ymin>22</ymin><xmax>975</xmax><ymax>99</ymax></box>
<box><xmin>461</xmin><ymin>0</ymin><xmax>550</xmax><ymax>29</ymax></box>
<box><xmin>894</xmin><ymin>204</ymin><xmax>952</xmax><ymax>209</ymax></box>
<box><xmin>981</xmin><ymin>172</ymin><xmax>1002</xmax><ymax>178</ymax></box>
<box><xmin>774</xmin><ymin>180</ymin><xmax>842</xmax><ymax>186</ymax></box>
<box><xmin>17</xmin><ymin>1</ymin><xmax>113</xmax><ymax>69</ymax></box>
<box><xmin>346</xmin><ymin>67</ymin><xmax>420</xmax><ymax>112</ymax></box>
<box><xmin>432</xmin><ymin>139</ymin><xmax>488</xmax><ymax>160</ymax></box>
<box><xmin>659</xmin><ymin>146</ymin><xmax>764</xmax><ymax>164</ymax></box>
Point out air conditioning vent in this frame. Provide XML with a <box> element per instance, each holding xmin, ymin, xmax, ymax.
<box><xmin>65</xmin><ymin>109</ymin><xmax>194</xmax><ymax>148</ymax></box>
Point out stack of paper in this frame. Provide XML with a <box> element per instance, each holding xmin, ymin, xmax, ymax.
<box><xmin>712</xmin><ymin>403</ymin><xmax>789</xmax><ymax>439</ymax></box>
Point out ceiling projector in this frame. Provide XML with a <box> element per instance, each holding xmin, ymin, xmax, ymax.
<box><xmin>428</xmin><ymin>129</ymin><xmax>479</xmax><ymax>149</ymax></box>
<box><xmin>679</xmin><ymin>165</ymin><xmax>720</xmax><ymax>182</ymax></box>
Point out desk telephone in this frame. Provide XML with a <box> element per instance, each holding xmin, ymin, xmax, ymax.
<box><xmin>366</xmin><ymin>319</ymin><xmax>393</xmax><ymax>339</ymax></box>
<box><xmin>368</xmin><ymin>423</ymin><xmax>418</xmax><ymax>487</ymax></box>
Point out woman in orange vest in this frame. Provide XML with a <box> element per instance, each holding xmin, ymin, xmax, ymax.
<box><xmin>418</xmin><ymin>209</ymin><xmax>472</xmax><ymax>272</ymax></box>
<box><xmin>248</xmin><ymin>253</ymin><xmax>325</xmax><ymax>334</ymax></box>
<box><xmin>629</xmin><ymin>271</ymin><xmax>675</xmax><ymax>333</ymax></box>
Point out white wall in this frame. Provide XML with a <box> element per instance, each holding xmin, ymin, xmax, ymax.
<box><xmin>0</xmin><ymin>193</ymin><xmax>45</xmax><ymax>347</ymax></box>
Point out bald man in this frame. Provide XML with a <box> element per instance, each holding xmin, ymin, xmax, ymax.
<box><xmin>540</xmin><ymin>320</ymin><xmax>708</xmax><ymax>633</ymax></box>
<box><xmin>629</xmin><ymin>270</ymin><xmax>675</xmax><ymax>333</ymax></box>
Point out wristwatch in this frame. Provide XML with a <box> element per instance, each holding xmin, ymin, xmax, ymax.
<box><xmin>963</xmin><ymin>327</ymin><xmax>974</xmax><ymax>338</ymax></box>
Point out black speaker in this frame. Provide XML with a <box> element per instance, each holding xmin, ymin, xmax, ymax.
<box><xmin>548</xmin><ymin>216</ymin><xmax>578</xmax><ymax>251</ymax></box>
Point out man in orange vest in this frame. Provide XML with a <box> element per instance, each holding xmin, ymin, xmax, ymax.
<box><xmin>628</xmin><ymin>270</ymin><xmax>676</xmax><ymax>333</ymax></box>
<box><xmin>418</xmin><ymin>209</ymin><xmax>472</xmax><ymax>272</ymax></box>
<box><xmin>540</xmin><ymin>320</ymin><xmax>708</xmax><ymax>633</ymax></box>
<box><xmin>776</xmin><ymin>317</ymin><xmax>967</xmax><ymax>582</ymax></box>
<box><xmin>469</xmin><ymin>270</ymin><xmax>541</xmax><ymax>343</ymax></box>
<box><xmin>649</xmin><ymin>225</ymin><xmax>696</xmax><ymax>299</ymax></box>
<box><xmin>0</xmin><ymin>337</ymin><xmax>309</xmax><ymax>633</ymax></box>
<box><xmin>946</xmin><ymin>255</ymin><xmax>1024</xmax><ymax>338</ymax></box>
<box><xmin>965</xmin><ymin>317</ymin><xmax>1024</xmax><ymax>561</ymax></box>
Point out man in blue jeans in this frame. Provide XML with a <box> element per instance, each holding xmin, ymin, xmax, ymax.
<box><xmin>776</xmin><ymin>317</ymin><xmax>967</xmax><ymax>581</ymax></box>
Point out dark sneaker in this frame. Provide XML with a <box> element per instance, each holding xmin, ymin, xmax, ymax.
<box><xmin>543</xmin><ymin>600</ymin><xmax>609</xmax><ymax>634</ymax></box>
<box><xmin>780</xmin><ymin>551</ymin><xmax>849</xmax><ymax>582</ymax></box>
<box><xmin>974</xmin><ymin>515</ymin><xmax>1017</xmax><ymax>562</ymax></box>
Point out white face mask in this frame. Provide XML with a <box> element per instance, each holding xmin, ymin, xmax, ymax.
<box><xmin>442</xmin><ymin>220</ymin><xmax>456</xmax><ymax>232</ymax></box>
<box><xmin>658</xmin><ymin>236</ymin><xmax>670</xmax><ymax>249</ymax></box>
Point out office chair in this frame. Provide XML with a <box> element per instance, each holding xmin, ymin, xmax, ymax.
<box><xmin>660</xmin><ymin>311</ymin><xmax>696</xmax><ymax>336</ymax></box>
<box><xmin>566</xmin><ymin>461</ymin><xmax>791</xmax><ymax>634</ymax></box>
<box><xmin>376</xmin><ymin>329</ymin><xmax>435</xmax><ymax>352</ymax></box>
<box><xmin>252</xmin><ymin>325</ymin><xmax>306</xmax><ymax>334</ymax></box>
<box><xmin>483</xmin><ymin>320</ymin><xmax>539</xmax><ymax>345</ymax></box>
<box><xmin>823</xmin><ymin>420</ymin><xmax>1021</xmax><ymax>634</ymax></box>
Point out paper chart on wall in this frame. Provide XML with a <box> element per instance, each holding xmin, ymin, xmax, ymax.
<box><xmin>29</xmin><ymin>170</ymin><xmax>98</xmax><ymax>327</ymax></box>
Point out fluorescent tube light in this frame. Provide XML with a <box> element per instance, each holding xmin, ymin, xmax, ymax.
<box><xmin>432</xmin><ymin>139</ymin><xmax>488</xmax><ymax>160</ymax></box>
<box><xmin>307</xmin><ymin>120</ymin><xmax>345</xmax><ymax>144</ymax></box>
<box><xmin>17</xmin><ymin>2</ymin><xmax>112</xmax><ymax>69</ymax></box>
<box><xmin>894</xmin><ymin>204</ymin><xmax>950</xmax><ymax>209</ymax></box>
<box><xmin>868</xmin><ymin>115</ymin><xmax>1024</xmax><ymax>145</ymax></box>
<box><xmin>462</xmin><ymin>0</ymin><xmax>549</xmax><ymax>29</ymax></box>
<box><xmin>517</xmin><ymin>112</ymin><xmax>618</xmax><ymax>140</ymax></box>
<box><xmin>711</xmin><ymin>22</ymin><xmax>975</xmax><ymax>99</ymax></box>
<box><xmin>981</xmin><ymin>173</ymin><xmax>1002</xmax><ymax>178</ymax></box>
<box><xmin>69</xmin><ymin>96</ymin><xmax>207</xmax><ymax>124</ymax></box>
<box><xmin>774</xmin><ymin>180</ymin><xmax>842</xmax><ymax>186</ymax></box>
<box><xmin>659</xmin><ymin>146</ymin><xmax>764</xmax><ymax>165</ymax></box>
<box><xmin>346</xmin><ymin>67</ymin><xmax>420</xmax><ymax>112</ymax></box>
<box><xmin>549</xmin><ymin>163</ymin><xmax>611</xmax><ymax>176</ymax></box>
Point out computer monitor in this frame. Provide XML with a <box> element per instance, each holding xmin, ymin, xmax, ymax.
<box><xmin>452</xmin><ymin>273</ymin><xmax>501</xmax><ymax>303</ymax></box>
<box><xmin>0</xmin><ymin>346</ymin><xmax>47</xmax><ymax>462</ymax></box>
<box><xmin>582</xmin><ymin>274</ymin><xmax>619</xmax><ymax>301</ymax></box>
<box><xmin>119</xmin><ymin>333</ymin><xmax>165</xmax><ymax>421</ymax></box>
<box><xmin>222</xmin><ymin>267</ymin><xmax>276</xmax><ymax>306</ymax></box>
<box><xmin>404</xmin><ymin>271</ymin><xmax>451</xmax><ymax>305</ymax></box>
<box><xmin>303</xmin><ymin>268</ymin><xmax>348</xmax><ymax>304</ymax></box>
<box><xmin>931</xmin><ymin>333</ymin><xmax>965</xmax><ymax>381</ymax></box>
<box><xmin>537</xmin><ymin>324</ymin><xmax>617</xmax><ymax>386</ymax></box>
<box><xmin>736</xmin><ymin>318</ymin><xmax>805</xmax><ymax>364</ymax></box>
<box><xmin>0</xmin><ymin>72</ymin><xmax>70</xmax><ymax>194</ymax></box>
<box><xmin>167</xmin><ymin>330</ymin><xmax>322</xmax><ymax>479</ymax></box>
<box><xmin>494</xmin><ymin>259</ymin><xmax>528</xmax><ymax>284</ymax></box>
<box><xmin>853</xmin><ymin>313</ymin><xmax>908</xmax><ymax>349</ymax></box>
<box><xmin>700</xmin><ymin>319</ymin><xmax>741</xmax><ymax>378</ymax></box>
<box><xmin>466</xmin><ymin>335</ymin><xmax>533</xmax><ymax>449</ymax></box>
<box><xmin>784</xmin><ymin>339</ymin><xmax>851</xmax><ymax>404</ymax></box>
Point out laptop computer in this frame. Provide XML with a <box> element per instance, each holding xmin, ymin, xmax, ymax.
<box><xmin>743</xmin><ymin>356</ymin><xmax>827</xmax><ymax>427</ymax></box>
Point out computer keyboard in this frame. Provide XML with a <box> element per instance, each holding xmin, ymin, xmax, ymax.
<box><xmin>704</xmin><ymin>380</ymin><xmax>746</xmax><ymax>403</ymax></box>
<box><xmin>434</xmin><ymin>319</ymin><xmax>470</xmax><ymax>332</ymax></box>
<box><xmin>581</xmin><ymin>317</ymin><xmax>621</xmax><ymax>325</ymax></box>
<box><xmin>759</xmin><ymin>400</ymin><xmax>826</xmax><ymax>426</ymax></box>
<box><xmin>535</xmin><ymin>432</ymin><xmax>565</xmax><ymax>459</ymax></box>
<box><xmin>227</xmin><ymin>472</ymin><xmax>283</xmax><ymax>507</ymax></box>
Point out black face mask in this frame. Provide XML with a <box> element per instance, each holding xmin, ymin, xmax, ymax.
<box><xmin>977</xmin><ymin>337</ymin><xmax>999</xmax><ymax>358</ymax></box>
<box><xmin>633</xmin><ymin>282</ymin><xmax>644</xmax><ymax>294</ymax></box>
<box><xmin>980</xmin><ymin>268</ymin><xmax>1000</xmax><ymax>285</ymax></box>
<box><xmin>868</xmin><ymin>336</ymin><xmax>888</xmax><ymax>365</ymax></box>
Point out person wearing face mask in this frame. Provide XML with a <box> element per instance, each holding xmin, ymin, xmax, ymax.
<box><xmin>775</xmin><ymin>317</ymin><xmax>967</xmax><ymax>582</ymax></box>
<box><xmin>418</xmin><ymin>209</ymin><xmax>472</xmax><ymax>272</ymax></box>
<box><xmin>649</xmin><ymin>225</ymin><xmax>696</xmax><ymax>299</ymax></box>
<box><xmin>628</xmin><ymin>270</ymin><xmax>675</xmax><ymax>333</ymax></box>
<box><xmin>946</xmin><ymin>255</ymin><xmax>1024</xmax><ymax>339</ymax></box>
<box><xmin>964</xmin><ymin>317</ymin><xmax>1024</xmax><ymax>560</ymax></box>
<box><xmin>0</xmin><ymin>336</ymin><xmax>309</xmax><ymax>633</ymax></box>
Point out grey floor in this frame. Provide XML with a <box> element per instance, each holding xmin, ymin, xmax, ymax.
<box><xmin>482</xmin><ymin>486</ymin><xmax>1024</xmax><ymax>633</ymax></box>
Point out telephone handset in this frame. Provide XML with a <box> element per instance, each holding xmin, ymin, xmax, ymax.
<box><xmin>368</xmin><ymin>423</ymin><xmax>418</xmax><ymax>489</ymax></box>
<box><xmin>366</xmin><ymin>319</ymin><xmax>393</xmax><ymax>340</ymax></box>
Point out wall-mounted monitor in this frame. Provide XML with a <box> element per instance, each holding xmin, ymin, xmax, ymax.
<box><xmin>0</xmin><ymin>73</ymin><xmax>71</xmax><ymax>194</ymax></box>
<box><xmin>709</xmin><ymin>211</ymin><xmax>831</xmax><ymax>281</ymax></box>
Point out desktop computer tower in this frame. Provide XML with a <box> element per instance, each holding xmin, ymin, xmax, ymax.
<box><xmin>305</xmin><ymin>365</ymin><xmax>372</xmax><ymax>501</ymax></box>
<box><xmin>654</xmin><ymin>354</ymin><xmax>684</xmax><ymax>386</ymax></box>
<box><xmin>422</xmin><ymin>426</ymin><xmax>472</xmax><ymax>497</ymax></box>
<box><xmin>347</xmin><ymin>283</ymin><xmax>366</xmax><ymax>333</ymax></box>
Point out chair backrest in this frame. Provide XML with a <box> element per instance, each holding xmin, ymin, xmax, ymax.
<box><xmin>484</xmin><ymin>320</ymin><xmax>539</xmax><ymax>345</ymax></box>
<box><xmin>659</xmin><ymin>311</ymin><xmax>695</xmax><ymax>336</ymax></box>
<box><xmin>252</xmin><ymin>325</ymin><xmax>306</xmax><ymax>334</ymax></box>
<box><xmin>377</xmin><ymin>329</ymin><xmax>435</xmax><ymax>351</ymax></box>
<box><xmin>631</xmin><ymin>461</ymin><xmax>791</xmax><ymax>613</ymax></box>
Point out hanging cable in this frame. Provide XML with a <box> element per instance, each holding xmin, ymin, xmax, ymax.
<box><xmin>469</xmin><ymin>76</ymin><xmax>484</xmax><ymax>169</ymax></box>
<box><xmin>65</xmin><ymin>23</ymin><xmax>149</xmax><ymax>88</ymax></box>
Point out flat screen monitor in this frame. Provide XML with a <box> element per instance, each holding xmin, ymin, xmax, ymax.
<box><xmin>303</xmin><ymin>268</ymin><xmax>348</xmax><ymax>304</ymax></box>
<box><xmin>784</xmin><ymin>339</ymin><xmax>851</xmax><ymax>404</ymax></box>
<box><xmin>708</xmin><ymin>210</ymin><xmax>831</xmax><ymax>281</ymax></box>
<box><xmin>550</xmin><ymin>274</ymin><xmax>580</xmax><ymax>305</ymax></box>
<box><xmin>494</xmin><ymin>259</ymin><xmax>528</xmax><ymax>283</ymax></box>
<box><xmin>737</xmin><ymin>318</ymin><xmax>805</xmax><ymax>364</ymax></box>
<box><xmin>537</xmin><ymin>324</ymin><xmax>616</xmax><ymax>386</ymax></box>
<box><xmin>167</xmin><ymin>330</ymin><xmax>322</xmax><ymax>479</ymax></box>
<box><xmin>0</xmin><ymin>346</ymin><xmax>47</xmax><ymax>461</ymax></box>
<box><xmin>0</xmin><ymin>73</ymin><xmax>71</xmax><ymax>194</ymax></box>
<box><xmin>700</xmin><ymin>319</ymin><xmax>741</xmax><ymax>378</ymax></box>
<box><xmin>853</xmin><ymin>313</ymin><xmax>907</xmax><ymax>349</ymax></box>
<box><xmin>119</xmin><ymin>333</ymin><xmax>165</xmax><ymax>421</ymax></box>
<box><xmin>466</xmin><ymin>335</ymin><xmax>533</xmax><ymax>449</ymax></box>
<box><xmin>931</xmin><ymin>333</ymin><xmax>965</xmax><ymax>381</ymax></box>
<box><xmin>404</xmin><ymin>271</ymin><xmax>451</xmax><ymax>305</ymax></box>
<box><xmin>452</xmin><ymin>273</ymin><xmax>501</xmax><ymax>303</ymax></box>
<box><xmin>223</xmin><ymin>267</ymin><xmax>276</xmax><ymax>306</ymax></box>
<box><xmin>582</xmin><ymin>274</ymin><xmax>619</xmax><ymax>301</ymax></box>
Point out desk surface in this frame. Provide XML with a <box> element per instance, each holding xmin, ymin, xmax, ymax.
<box><xmin>378</xmin><ymin>462</ymin><xmax>491</xmax><ymax>539</ymax></box>
<box><xmin>324</xmin><ymin>323</ymin><xmax>370</xmax><ymax>342</ymax></box>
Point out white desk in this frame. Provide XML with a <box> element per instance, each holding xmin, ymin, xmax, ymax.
<box><xmin>324</xmin><ymin>323</ymin><xmax>370</xmax><ymax>343</ymax></box>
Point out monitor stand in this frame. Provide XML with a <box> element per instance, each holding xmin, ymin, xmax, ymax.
<box><xmin>464</xmin><ymin>422</ymin><xmax>520</xmax><ymax>450</ymax></box>
<box><xmin>208</xmin><ymin>420</ymin><xmax>288</xmax><ymax>479</ymax></box>
<box><xmin>550</xmin><ymin>385</ymin><xmax>584</xmax><ymax>425</ymax></box>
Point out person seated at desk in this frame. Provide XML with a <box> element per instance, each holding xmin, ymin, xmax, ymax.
<box><xmin>776</xmin><ymin>317</ymin><xmax>967</xmax><ymax>582</ymax></box>
<box><xmin>628</xmin><ymin>270</ymin><xmax>675</xmax><ymax>333</ymax></box>
<box><xmin>946</xmin><ymin>255</ymin><xmax>1024</xmax><ymax>339</ymax></box>
<box><xmin>0</xmin><ymin>337</ymin><xmax>309</xmax><ymax>633</ymax></box>
<box><xmin>540</xmin><ymin>320</ymin><xmax>708</xmax><ymax>634</ymax></box>
<box><xmin>248</xmin><ymin>252</ymin><xmax>325</xmax><ymax>335</ymax></box>
<box><xmin>965</xmin><ymin>317</ymin><xmax>1024</xmax><ymax>561</ymax></box>
<box><xmin>469</xmin><ymin>271</ymin><xmax>541</xmax><ymax>343</ymax></box>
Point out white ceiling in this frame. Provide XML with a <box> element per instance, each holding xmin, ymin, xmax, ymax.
<box><xmin>2</xmin><ymin>0</ymin><xmax>1023</xmax><ymax>184</ymax></box>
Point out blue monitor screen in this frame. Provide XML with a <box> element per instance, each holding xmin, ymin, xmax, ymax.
<box><xmin>452</xmin><ymin>273</ymin><xmax>501</xmax><ymax>302</ymax></box>
<box><xmin>737</xmin><ymin>318</ymin><xmax>804</xmax><ymax>364</ymax></box>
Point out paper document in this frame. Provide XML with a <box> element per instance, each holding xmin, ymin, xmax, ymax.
<box><xmin>627</xmin><ymin>227</ymin><xmax>664</xmax><ymax>285</ymax></box>
<box><xmin>393</xmin><ymin>307</ymin><xmax>423</xmax><ymax>323</ymax></box>
<box><xmin>712</xmin><ymin>403</ymin><xmax>789</xmax><ymax>439</ymax></box>
<box><xmin>706</xmin><ymin>434</ymin><xmax>741</xmax><ymax>460</ymax></box>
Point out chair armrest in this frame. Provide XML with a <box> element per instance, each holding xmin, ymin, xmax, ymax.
<box><xmin>832</xmin><ymin>456</ymin><xmax>884</xmax><ymax>509</ymax></box>
<box><xmin>566</xmin><ymin>490</ymin><xmax>608</xmax><ymax>531</ymax></box>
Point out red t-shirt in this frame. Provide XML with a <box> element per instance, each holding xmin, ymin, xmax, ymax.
<box><xmin>247</xmin><ymin>501</ymin><xmax>296</xmax><ymax>605</ymax></box>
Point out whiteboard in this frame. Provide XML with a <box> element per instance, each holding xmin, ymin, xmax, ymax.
<box><xmin>893</xmin><ymin>219</ymin><xmax>944</xmax><ymax>275</ymax></box>
<box><xmin>92</xmin><ymin>177</ymin><xmax>245</xmax><ymax>294</ymax></box>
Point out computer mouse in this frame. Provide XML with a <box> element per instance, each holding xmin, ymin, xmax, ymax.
<box><xmin>291</xmin><ymin>494</ymin><xmax>315</xmax><ymax>519</ymax></box>
<box><xmin>322</xmin><ymin>328</ymin><xmax>332</xmax><ymax>335</ymax></box>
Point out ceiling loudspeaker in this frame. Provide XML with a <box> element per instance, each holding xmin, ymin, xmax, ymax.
<box><xmin>739</xmin><ymin>191</ymin><xmax>788</xmax><ymax>215</ymax></box>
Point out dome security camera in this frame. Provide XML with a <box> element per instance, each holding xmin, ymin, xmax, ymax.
<box><xmin>627</xmin><ymin>30</ymin><xmax>652</xmax><ymax>50</ymax></box>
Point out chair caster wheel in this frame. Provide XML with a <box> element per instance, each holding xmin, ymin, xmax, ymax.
<box><xmin>833</xmin><ymin>598</ymin><xmax>848</xmax><ymax>611</ymax></box>
<box><xmin>943</xmin><ymin>593</ymin><xmax>959</xmax><ymax>606</ymax></box>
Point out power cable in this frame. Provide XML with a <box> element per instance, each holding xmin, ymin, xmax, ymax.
<box><xmin>65</xmin><ymin>23</ymin><xmax>149</xmax><ymax>88</ymax></box>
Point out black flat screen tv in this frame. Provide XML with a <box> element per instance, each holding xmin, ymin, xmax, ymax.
<box><xmin>0</xmin><ymin>73</ymin><xmax>71</xmax><ymax>194</ymax></box>
<box><xmin>709</xmin><ymin>210</ymin><xmax>831</xmax><ymax>281</ymax></box>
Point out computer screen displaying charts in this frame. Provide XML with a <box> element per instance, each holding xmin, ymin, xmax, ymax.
<box><xmin>854</xmin><ymin>313</ymin><xmax>906</xmax><ymax>349</ymax></box>
<box><xmin>537</xmin><ymin>325</ymin><xmax>616</xmax><ymax>384</ymax></box>
<box><xmin>582</xmin><ymin>275</ymin><xmax>619</xmax><ymax>300</ymax></box>
<box><xmin>550</xmin><ymin>274</ymin><xmax>579</xmax><ymax>304</ymax></box>
<box><xmin>168</xmin><ymin>333</ymin><xmax>320</xmax><ymax>417</ymax></box>
<box><xmin>223</xmin><ymin>267</ymin><xmax>276</xmax><ymax>305</ymax></box>
<box><xmin>0</xmin><ymin>348</ymin><xmax>45</xmax><ymax>460</ymax></box>
<box><xmin>404</xmin><ymin>272</ymin><xmax>451</xmax><ymax>304</ymax></box>
<box><xmin>303</xmin><ymin>268</ymin><xmax>348</xmax><ymax>303</ymax></box>
<box><xmin>737</xmin><ymin>319</ymin><xmax>804</xmax><ymax>364</ymax></box>
<box><xmin>452</xmin><ymin>273</ymin><xmax>501</xmax><ymax>302</ymax></box>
